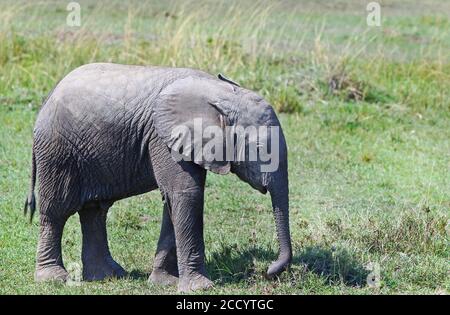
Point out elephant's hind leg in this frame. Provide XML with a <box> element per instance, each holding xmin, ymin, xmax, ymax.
<box><xmin>79</xmin><ymin>202</ymin><xmax>126</xmax><ymax>281</ymax></box>
<box><xmin>149</xmin><ymin>202</ymin><xmax>179</xmax><ymax>286</ymax></box>
<box><xmin>35</xmin><ymin>214</ymin><xmax>69</xmax><ymax>282</ymax></box>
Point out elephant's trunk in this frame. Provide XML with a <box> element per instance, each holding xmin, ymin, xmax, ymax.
<box><xmin>266</xmin><ymin>166</ymin><xmax>292</xmax><ymax>278</ymax></box>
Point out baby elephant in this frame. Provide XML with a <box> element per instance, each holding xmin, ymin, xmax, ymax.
<box><xmin>24</xmin><ymin>63</ymin><xmax>292</xmax><ymax>292</ymax></box>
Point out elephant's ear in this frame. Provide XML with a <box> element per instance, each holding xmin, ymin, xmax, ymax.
<box><xmin>152</xmin><ymin>76</ymin><xmax>237</xmax><ymax>175</ymax></box>
<box><xmin>218</xmin><ymin>73</ymin><xmax>240</xmax><ymax>88</ymax></box>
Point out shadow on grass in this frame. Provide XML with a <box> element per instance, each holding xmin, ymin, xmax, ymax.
<box><xmin>128</xmin><ymin>269</ymin><xmax>150</xmax><ymax>281</ymax></box>
<box><xmin>207</xmin><ymin>245</ymin><xmax>369</xmax><ymax>287</ymax></box>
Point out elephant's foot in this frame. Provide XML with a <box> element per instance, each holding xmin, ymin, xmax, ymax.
<box><xmin>150</xmin><ymin>247</ymin><xmax>179</xmax><ymax>286</ymax></box>
<box><xmin>35</xmin><ymin>265</ymin><xmax>68</xmax><ymax>282</ymax></box>
<box><xmin>149</xmin><ymin>268</ymin><xmax>179</xmax><ymax>286</ymax></box>
<box><xmin>178</xmin><ymin>273</ymin><xmax>213</xmax><ymax>293</ymax></box>
<box><xmin>82</xmin><ymin>256</ymin><xmax>127</xmax><ymax>281</ymax></box>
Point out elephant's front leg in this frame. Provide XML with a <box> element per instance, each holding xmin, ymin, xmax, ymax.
<box><xmin>172</xmin><ymin>188</ymin><xmax>213</xmax><ymax>292</ymax></box>
<box><xmin>149</xmin><ymin>202</ymin><xmax>179</xmax><ymax>286</ymax></box>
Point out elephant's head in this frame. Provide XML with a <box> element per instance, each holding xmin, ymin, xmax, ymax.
<box><xmin>153</xmin><ymin>73</ymin><xmax>292</xmax><ymax>277</ymax></box>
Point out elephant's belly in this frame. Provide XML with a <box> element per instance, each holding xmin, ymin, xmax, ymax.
<box><xmin>79</xmin><ymin>151</ymin><xmax>159</xmax><ymax>203</ymax></box>
<box><xmin>83</xmin><ymin>171</ymin><xmax>159</xmax><ymax>204</ymax></box>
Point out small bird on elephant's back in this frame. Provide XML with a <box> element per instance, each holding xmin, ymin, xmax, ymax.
<box><xmin>24</xmin><ymin>63</ymin><xmax>292</xmax><ymax>292</ymax></box>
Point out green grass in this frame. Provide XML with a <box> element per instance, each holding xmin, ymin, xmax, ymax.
<box><xmin>0</xmin><ymin>0</ymin><xmax>449</xmax><ymax>294</ymax></box>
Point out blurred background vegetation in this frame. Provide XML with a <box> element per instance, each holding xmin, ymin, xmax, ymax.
<box><xmin>1</xmin><ymin>0</ymin><xmax>448</xmax><ymax>113</ymax></box>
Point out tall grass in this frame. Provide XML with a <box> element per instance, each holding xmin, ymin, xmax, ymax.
<box><xmin>0</xmin><ymin>0</ymin><xmax>448</xmax><ymax>113</ymax></box>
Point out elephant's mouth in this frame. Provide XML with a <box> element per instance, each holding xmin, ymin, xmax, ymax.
<box><xmin>251</xmin><ymin>183</ymin><xmax>267</xmax><ymax>194</ymax></box>
<box><xmin>259</xmin><ymin>186</ymin><xmax>268</xmax><ymax>194</ymax></box>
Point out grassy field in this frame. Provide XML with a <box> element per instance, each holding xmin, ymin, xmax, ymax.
<box><xmin>0</xmin><ymin>0</ymin><xmax>449</xmax><ymax>294</ymax></box>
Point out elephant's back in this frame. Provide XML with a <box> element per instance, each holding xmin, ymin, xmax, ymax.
<box><xmin>37</xmin><ymin>63</ymin><xmax>165</xmax><ymax>125</ymax></box>
<box><xmin>35</xmin><ymin>63</ymin><xmax>212</xmax><ymax>131</ymax></box>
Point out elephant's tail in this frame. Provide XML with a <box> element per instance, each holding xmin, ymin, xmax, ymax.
<box><xmin>24</xmin><ymin>149</ymin><xmax>36</xmax><ymax>223</ymax></box>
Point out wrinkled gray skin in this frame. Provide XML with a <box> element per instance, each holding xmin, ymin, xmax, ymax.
<box><xmin>24</xmin><ymin>63</ymin><xmax>292</xmax><ymax>292</ymax></box>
